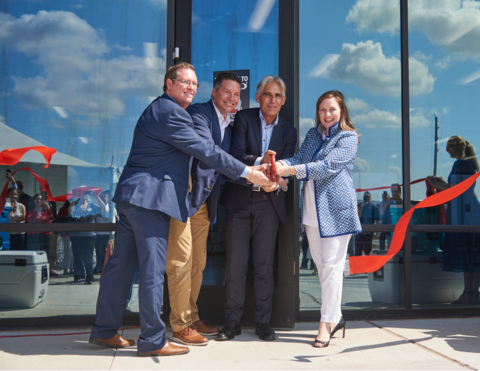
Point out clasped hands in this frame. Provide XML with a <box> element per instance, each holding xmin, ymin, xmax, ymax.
<box><xmin>246</xmin><ymin>150</ymin><xmax>291</xmax><ymax>192</ymax></box>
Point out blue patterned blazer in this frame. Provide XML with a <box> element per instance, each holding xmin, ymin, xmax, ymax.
<box><xmin>282</xmin><ymin>122</ymin><xmax>362</xmax><ymax>237</ymax></box>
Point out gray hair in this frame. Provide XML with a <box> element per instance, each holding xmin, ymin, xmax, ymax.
<box><xmin>256</xmin><ymin>76</ymin><xmax>287</xmax><ymax>96</ymax></box>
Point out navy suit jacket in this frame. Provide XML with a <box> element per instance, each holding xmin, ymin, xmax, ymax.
<box><xmin>113</xmin><ymin>94</ymin><xmax>245</xmax><ymax>223</ymax></box>
<box><xmin>186</xmin><ymin>100</ymin><xmax>232</xmax><ymax>222</ymax></box>
<box><xmin>219</xmin><ymin>108</ymin><xmax>298</xmax><ymax>224</ymax></box>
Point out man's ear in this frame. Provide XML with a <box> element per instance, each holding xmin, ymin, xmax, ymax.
<box><xmin>255</xmin><ymin>92</ymin><xmax>260</xmax><ymax>103</ymax></box>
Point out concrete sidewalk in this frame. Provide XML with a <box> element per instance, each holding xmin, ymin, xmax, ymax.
<box><xmin>1</xmin><ymin>318</ymin><xmax>479</xmax><ymax>370</ymax></box>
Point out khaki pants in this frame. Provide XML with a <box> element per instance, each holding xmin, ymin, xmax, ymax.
<box><xmin>166</xmin><ymin>203</ymin><xmax>210</xmax><ymax>332</ymax></box>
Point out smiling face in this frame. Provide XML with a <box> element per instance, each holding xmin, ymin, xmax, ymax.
<box><xmin>255</xmin><ymin>81</ymin><xmax>286</xmax><ymax>124</ymax></box>
<box><xmin>318</xmin><ymin>97</ymin><xmax>342</xmax><ymax>133</ymax></box>
<box><xmin>212</xmin><ymin>79</ymin><xmax>241</xmax><ymax>117</ymax></box>
<box><xmin>8</xmin><ymin>189</ymin><xmax>18</xmax><ymax>203</ymax></box>
<box><xmin>166</xmin><ymin>67</ymin><xmax>198</xmax><ymax>109</ymax></box>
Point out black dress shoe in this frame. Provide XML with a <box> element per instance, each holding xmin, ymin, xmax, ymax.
<box><xmin>255</xmin><ymin>323</ymin><xmax>276</xmax><ymax>341</ymax></box>
<box><xmin>216</xmin><ymin>319</ymin><xmax>241</xmax><ymax>341</ymax></box>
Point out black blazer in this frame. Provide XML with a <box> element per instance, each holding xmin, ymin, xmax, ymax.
<box><xmin>219</xmin><ymin>108</ymin><xmax>297</xmax><ymax>224</ymax></box>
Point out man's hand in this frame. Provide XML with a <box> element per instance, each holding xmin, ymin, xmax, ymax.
<box><xmin>275</xmin><ymin>161</ymin><xmax>294</xmax><ymax>177</ymax></box>
<box><xmin>260</xmin><ymin>149</ymin><xmax>276</xmax><ymax>165</ymax></box>
<box><xmin>246</xmin><ymin>166</ymin><xmax>275</xmax><ymax>187</ymax></box>
<box><xmin>262</xmin><ymin>183</ymin><xmax>277</xmax><ymax>192</ymax></box>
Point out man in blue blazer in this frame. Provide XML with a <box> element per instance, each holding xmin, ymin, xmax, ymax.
<box><xmin>89</xmin><ymin>63</ymin><xmax>273</xmax><ymax>357</ymax></box>
<box><xmin>166</xmin><ymin>72</ymin><xmax>242</xmax><ymax>346</ymax></box>
<box><xmin>218</xmin><ymin>76</ymin><xmax>297</xmax><ymax>342</ymax></box>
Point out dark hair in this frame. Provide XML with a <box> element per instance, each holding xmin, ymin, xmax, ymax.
<box><xmin>7</xmin><ymin>187</ymin><xmax>17</xmax><ymax>196</ymax></box>
<box><xmin>163</xmin><ymin>62</ymin><xmax>195</xmax><ymax>93</ymax></box>
<box><xmin>61</xmin><ymin>200</ymin><xmax>71</xmax><ymax>209</ymax></box>
<box><xmin>213</xmin><ymin>72</ymin><xmax>241</xmax><ymax>91</ymax></box>
<box><xmin>33</xmin><ymin>193</ymin><xmax>42</xmax><ymax>203</ymax></box>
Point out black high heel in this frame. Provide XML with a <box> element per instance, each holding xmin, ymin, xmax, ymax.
<box><xmin>330</xmin><ymin>317</ymin><xmax>346</xmax><ymax>339</ymax></box>
<box><xmin>313</xmin><ymin>338</ymin><xmax>329</xmax><ymax>348</ymax></box>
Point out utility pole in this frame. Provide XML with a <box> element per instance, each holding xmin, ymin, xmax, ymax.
<box><xmin>433</xmin><ymin>115</ymin><xmax>439</xmax><ymax>176</ymax></box>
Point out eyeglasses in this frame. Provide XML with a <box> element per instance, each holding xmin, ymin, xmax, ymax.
<box><xmin>171</xmin><ymin>79</ymin><xmax>200</xmax><ymax>89</ymax></box>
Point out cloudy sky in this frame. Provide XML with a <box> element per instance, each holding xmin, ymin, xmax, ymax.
<box><xmin>1</xmin><ymin>0</ymin><xmax>480</xmax><ymax>203</ymax></box>
<box><xmin>300</xmin><ymin>0</ymin><xmax>480</xmax><ymax>201</ymax></box>
<box><xmin>0</xmin><ymin>0</ymin><xmax>167</xmax><ymax>175</ymax></box>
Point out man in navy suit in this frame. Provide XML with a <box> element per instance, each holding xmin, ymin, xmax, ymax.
<box><xmin>89</xmin><ymin>63</ymin><xmax>273</xmax><ymax>357</ymax></box>
<box><xmin>166</xmin><ymin>72</ymin><xmax>242</xmax><ymax>346</ymax></box>
<box><xmin>217</xmin><ymin>76</ymin><xmax>297</xmax><ymax>341</ymax></box>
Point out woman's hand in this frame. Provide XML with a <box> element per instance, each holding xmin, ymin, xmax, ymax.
<box><xmin>275</xmin><ymin>161</ymin><xmax>295</xmax><ymax>177</ymax></box>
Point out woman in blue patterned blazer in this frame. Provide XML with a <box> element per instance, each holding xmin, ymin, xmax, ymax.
<box><xmin>276</xmin><ymin>90</ymin><xmax>361</xmax><ymax>348</ymax></box>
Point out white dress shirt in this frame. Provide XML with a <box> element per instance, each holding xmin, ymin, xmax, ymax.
<box><xmin>254</xmin><ymin>110</ymin><xmax>279</xmax><ymax>165</ymax></box>
<box><xmin>213</xmin><ymin>102</ymin><xmax>231</xmax><ymax>142</ymax></box>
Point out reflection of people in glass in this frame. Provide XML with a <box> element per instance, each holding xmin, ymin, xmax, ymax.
<box><xmin>69</xmin><ymin>190</ymin><xmax>105</xmax><ymax>284</ymax></box>
<box><xmin>57</xmin><ymin>200</ymin><xmax>74</xmax><ymax>275</ymax></box>
<box><xmin>427</xmin><ymin>136</ymin><xmax>480</xmax><ymax>304</ymax></box>
<box><xmin>355</xmin><ymin>191</ymin><xmax>380</xmax><ymax>256</ymax></box>
<box><xmin>377</xmin><ymin>184</ymin><xmax>402</xmax><ymax>250</ymax></box>
<box><xmin>7</xmin><ymin>187</ymin><xmax>26</xmax><ymax>250</ymax></box>
<box><xmin>26</xmin><ymin>193</ymin><xmax>53</xmax><ymax>253</ymax></box>
<box><xmin>275</xmin><ymin>90</ymin><xmax>361</xmax><ymax>348</ymax></box>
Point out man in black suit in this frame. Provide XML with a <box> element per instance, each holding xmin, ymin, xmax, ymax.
<box><xmin>217</xmin><ymin>76</ymin><xmax>297</xmax><ymax>341</ymax></box>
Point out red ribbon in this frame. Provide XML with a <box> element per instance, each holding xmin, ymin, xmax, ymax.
<box><xmin>0</xmin><ymin>146</ymin><xmax>56</xmax><ymax>168</ymax></box>
<box><xmin>349</xmin><ymin>171</ymin><xmax>480</xmax><ymax>274</ymax></box>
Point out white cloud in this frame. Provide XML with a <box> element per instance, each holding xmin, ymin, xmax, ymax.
<box><xmin>460</xmin><ymin>69</ymin><xmax>480</xmax><ymax>84</ymax></box>
<box><xmin>353</xmin><ymin>109</ymin><xmax>400</xmax><ymax>129</ymax></box>
<box><xmin>386</xmin><ymin>165</ymin><xmax>402</xmax><ymax>178</ymax></box>
<box><xmin>346</xmin><ymin>0</ymin><xmax>399</xmax><ymax>35</ymax></box>
<box><xmin>53</xmin><ymin>106</ymin><xmax>68</xmax><ymax>118</ymax></box>
<box><xmin>354</xmin><ymin>157</ymin><xmax>371</xmax><ymax>172</ymax></box>
<box><xmin>352</xmin><ymin>107</ymin><xmax>430</xmax><ymax>129</ymax></box>
<box><xmin>309</xmin><ymin>54</ymin><xmax>340</xmax><ymax>77</ymax></box>
<box><xmin>0</xmin><ymin>11</ymin><xmax>166</xmax><ymax>118</ymax></box>
<box><xmin>78</xmin><ymin>137</ymin><xmax>89</xmax><ymax>144</ymax></box>
<box><xmin>346</xmin><ymin>97</ymin><xmax>371</xmax><ymax>112</ymax></box>
<box><xmin>299</xmin><ymin>117</ymin><xmax>315</xmax><ymax>143</ymax></box>
<box><xmin>435</xmin><ymin>55</ymin><xmax>452</xmax><ymax>69</ymax></box>
<box><xmin>148</xmin><ymin>0</ymin><xmax>167</xmax><ymax>9</ymax></box>
<box><xmin>347</xmin><ymin>0</ymin><xmax>480</xmax><ymax>59</ymax></box>
<box><xmin>320</xmin><ymin>41</ymin><xmax>434</xmax><ymax>96</ymax></box>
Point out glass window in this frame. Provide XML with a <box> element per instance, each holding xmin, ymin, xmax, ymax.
<box><xmin>0</xmin><ymin>0</ymin><xmax>167</xmax><ymax>317</ymax></box>
<box><xmin>191</xmin><ymin>0</ymin><xmax>279</xmax><ymax>286</ymax></box>
<box><xmin>299</xmin><ymin>0</ymin><xmax>402</xmax><ymax>311</ymax></box>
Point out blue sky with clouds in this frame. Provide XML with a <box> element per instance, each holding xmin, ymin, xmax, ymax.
<box><xmin>300</xmin><ymin>0</ymin><xmax>480</xmax><ymax>202</ymax></box>
<box><xmin>2</xmin><ymin>0</ymin><xmax>480</xmax><ymax>204</ymax></box>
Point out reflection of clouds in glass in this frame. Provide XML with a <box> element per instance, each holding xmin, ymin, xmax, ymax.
<box><xmin>53</xmin><ymin>107</ymin><xmax>68</xmax><ymax>118</ymax></box>
<box><xmin>248</xmin><ymin>0</ymin><xmax>276</xmax><ymax>31</ymax></box>
<box><xmin>386</xmin><ymin>165</ymin><xmax>402</xmax><ymax>178</ymax></box>
<box><xmin>435</xmin><ymin>55</ymin><xmax>452</xmax><ymax>69</ymax></box>
<box><xmin>148</xmin><ymin>0</ymin><xmax>167</xmax><ymax>9</ymax></box>
<box><xmin>299</xmin><ymin>117</ymin><xmax>314</xmax><ymax>143</ymax></box>
<box><xmin>460</xmin><ymin>69</ymin><xmax>480</xmax><ymax>84</ymax></box>
<box><xmin>354</xmin><ymin>157</ymin><xmax>371</xmax><ymax>172</ymax></box>
<box><xmin>317</xmin><ymin>41</ymin><xmax>434</xmax><ymax>96</ymax></box>
<box><xmin>1</xmin><ymin>11</ymin><xmax>166</xmax><ymax>118</ymax></box>
<box><xmin>347</xmin><ymin>0</ymin><xmax>480</xmax><ymax>58</ymax></box>
<box><xmin>346</xmin><ymin>0</ymin><xmax>399</xmax><ymax>35</ymax></box>
<box><xmin>346</xmin><ymin>97</ymin><xmax>371</xmax><ymax>112</ymax></box>
<box><xmin>353</xmin><ymin>106</ymin><xmax>430</xmax><ymax>129</ymax></box>
<box><xmin>309</xmin><ymin>54</ymin><xmax>339</xmax><ymax>77</ymax></box>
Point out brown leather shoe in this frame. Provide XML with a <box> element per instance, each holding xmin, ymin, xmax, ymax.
<box><xmin>137</xmin><ymin>340</ymin><xmax>189</xmax><ymax>357</ymax></box>
<box><xmin>193</xmin><ymin>319</ymin><xmax>219</xmax><ymax>336</ymax></box>
<box><xmin>171</xmin><ymin>325</ymin><xmax>208</xmax><ymax>346</ymax></box>
<box><xmin>89</xmin><ymin>333</ymin><xmax>135</xmax><ymax>348</ymax></box>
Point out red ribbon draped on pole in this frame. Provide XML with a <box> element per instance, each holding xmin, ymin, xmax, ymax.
<box><xmin>349</xmin><ymin>171</ymin><xmax>480</xmax><ymax>274</ymax></box>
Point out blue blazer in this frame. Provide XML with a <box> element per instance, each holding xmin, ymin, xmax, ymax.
<box><xmin>187</xmin><ymin>100</ymin><xmax>232</xmax><ymax>222</ymax></box>
<box><xmin>113</xmin><ymin>94</ymin><xmax>245</xmax><ymax>223</ymax></box>
<box><xmin>283</xmin><ymin>123</ymin><xmax>362</xmax><ymax>237</ymax></box>
<box><xmin>219</xmin><ymin>108</ymin><xmax>298</xmax><ymax>224</ymax></box>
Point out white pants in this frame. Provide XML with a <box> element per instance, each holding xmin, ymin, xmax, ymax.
<box><xmin>305</xmin><ymin>226</ymin><xmax>351</xmax><ymax>323</ymax></box>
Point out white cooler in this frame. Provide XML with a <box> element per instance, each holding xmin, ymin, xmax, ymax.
<box><xmin>367</xmin><ymin>250</ymin><xmax>463</xmax><ymax>304</ymax></box>
<box><xmin>0</xmin><ymin>251</ymin><xmax>49</xmax><ymax>308</ymax></box>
